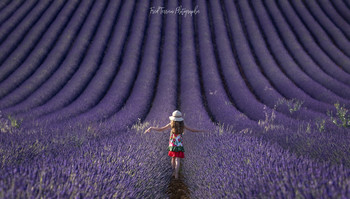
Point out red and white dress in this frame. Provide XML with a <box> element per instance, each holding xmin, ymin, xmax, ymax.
<box><xmin>168</xmin><ymin>133</ymin><xmax>185</xmax><ymax>158</ymax></box>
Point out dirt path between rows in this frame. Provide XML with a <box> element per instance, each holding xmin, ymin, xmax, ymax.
<box><xmin>166</xmin><ymin>164</ymin><xmax>190</xmax><ymax>199</ymax></box>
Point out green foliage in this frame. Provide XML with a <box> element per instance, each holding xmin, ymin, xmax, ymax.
<box><xmin>274</xmin><ymin>98</ymin><xmax>304</xmax><ymax>114</ymax></box>
<box><xmin>327</xmin><ymin>102</ymin><xmax>350</xmax><ymax>128</ymax></box>
<box><xmin>215</xmin><ymin>123</ymin><xmax>236</xmax><ymax>135</ymax></box>
<box><xmin>7</xmin><ymin>115</ymin><xmax>21</xmax><ymax>128</ymax></box>
<box><xmin>131</xmin><ymin>118</ymin><xmax>150</xmax><ymax>133</ymax></box>
<box><xmin>258</xmin><ymin>106</ymin><xmax>284</xmax><ymax>133</ymax></box>
<box><xmin>0</xmin><ymin>112</ymin><xmax>22</xmax><ymax>133</ymax></box>
<box><xmin>0</xmin><ymin>121</ymin><xmax>10</xmax><ymax>133</ymax></box>
<box><xmin>216</xmin><ymin>123</ymin><xmax>225</xmax><ymax>136</ymax></box>
<box><xmin>315</xmin><ymin>118</ymin><xmax>326</xmax><ymax>133</ymax></box>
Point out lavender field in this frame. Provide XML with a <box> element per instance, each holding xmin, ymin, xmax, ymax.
<box><xmin>1</xmin><ymin>0</ymin><xmax>350</xmax><ymax>198</ymax></box>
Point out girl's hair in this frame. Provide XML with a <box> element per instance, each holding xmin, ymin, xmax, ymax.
<box><xmin>170</xmin><ymin>120</ymin><xmax>184</xmax><ymax>134</ymax></box>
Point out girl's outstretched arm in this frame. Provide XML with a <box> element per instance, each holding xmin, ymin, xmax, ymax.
<box><xmin>144</xmin><ymin>123</ymin><xmax>171</xmax><ymax>134</ymax></box>
<box><xmin>184</xmin><ymin>125</ymin><xmax>206</xmax><ymax>132</ymax></box>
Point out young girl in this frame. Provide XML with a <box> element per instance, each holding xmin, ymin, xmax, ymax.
<box><xmin>144</xmin><ymin>110</ymin><xmax>205</xmax><ymax>179</ymax></box>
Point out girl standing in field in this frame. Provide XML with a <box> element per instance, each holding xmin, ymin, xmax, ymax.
<box><xmin>144</xmin><ymin>110</ymin><xmax>205</xmax><ymax>179</ymax></box>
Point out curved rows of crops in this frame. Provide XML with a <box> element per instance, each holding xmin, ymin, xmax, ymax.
<box><xmin>1</xmin><ymin>0</ymin><xmax>350</xmax><ymax>198</ymax></box>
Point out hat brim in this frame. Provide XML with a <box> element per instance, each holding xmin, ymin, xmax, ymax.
<box><xmin>169</xmin><ymin>116</ymin><xmax>184</xmax><ymax>121</ymax></box>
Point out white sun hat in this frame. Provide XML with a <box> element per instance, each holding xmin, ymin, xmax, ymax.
<box><xmin>169</xmin><ymin>110</ymin><xmax>184</xmax><ymax>121</ymax></box>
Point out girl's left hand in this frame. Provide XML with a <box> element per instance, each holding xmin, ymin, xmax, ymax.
<box><xmin>144</xmin><ymin>127</ymin><xmax>152</xmax><ymax>134</ymax></box>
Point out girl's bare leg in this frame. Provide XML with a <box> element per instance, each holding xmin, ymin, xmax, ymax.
<box><xmin>171</xmin><ymin>157</ymin><xmax>176</xmax><ymax>177</ymax></box>
<box><xmin>171</xmin><ymin>157</ymin><xmax>175</xmax><ymax>169</ymax></box>
<box><xmin>175</xmin><ymin>157</ymin><xmax>180</xmax><ymax>179</ymax></box>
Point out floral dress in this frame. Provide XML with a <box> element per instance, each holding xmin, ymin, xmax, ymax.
<box><xmin>168</xmin><ymin>133</ymin><xmax>185</xmax><ymax>158</ymax></box>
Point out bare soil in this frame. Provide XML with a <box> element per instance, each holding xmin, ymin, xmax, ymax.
<box><xmin>167</xmin><ymin>172</ymin><xmax>191</xmax><ymax>199</ymax></box>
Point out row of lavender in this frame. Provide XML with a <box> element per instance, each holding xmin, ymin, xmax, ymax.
<box><xmin>0</xmin><ymin>0</ymin><xmax>350</xmax><ymax>198</ymax></box>
<box><xmin>194</xmin><ymin>0</ymin><xmax>350</xmax><ymax>167</ymax></box>
<box><xmin>0</xmin><ymin>0</ymin><xmax>349</xmax><ymax>126</ymax></box>
<box><xmin>0</xmin><ymin>0</ymin><xmax>95</xmax><ymax>112</ymax></box>
<box><xmin>232</xmin><ymin>0</ymin><xmax>350</xmax><ymax>163</ymax></box>
<box><xmin>181</xmin><ymin>0</ymin><xmax>350</xmax><ymax>198</ymax></box>
<box><xmin>0</xmin><ymin>1</ymin><xmax>173</xmax><ymax>198</ymax></box>
<box><xmin>0</xmin><ymin>114</ymin><xmax>172</xmax><ymax>198</ymax></box>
